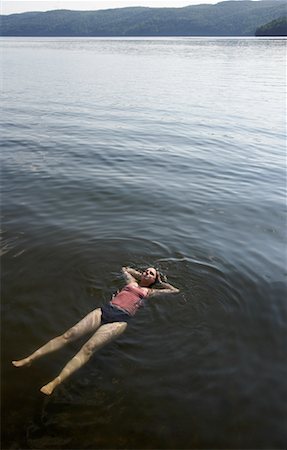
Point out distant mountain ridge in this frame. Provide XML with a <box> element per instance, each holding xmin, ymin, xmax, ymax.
<box><xmin>1</xmin><ymin>1</ymin><xmax>287</xmax><ymax>36</ymax></box>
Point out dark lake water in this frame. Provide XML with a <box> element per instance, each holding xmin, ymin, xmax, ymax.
<box><xmin>1</xmin><ymin>37</ymin><xmax>286</xmax><ymax>449</ymax></box>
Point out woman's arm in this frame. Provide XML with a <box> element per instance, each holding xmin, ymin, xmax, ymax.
<box><xmin>121</xmin><ymin>266</ymin><xmax>142</xmax><ymax>284</ymax></box>
<box><xmin>148</xmin><ymin>281</ymin><xmax>180</xmax><ymax>297</ymax></box>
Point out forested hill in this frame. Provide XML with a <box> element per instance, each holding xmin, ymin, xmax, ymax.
<box><xmin>255</xmin><ymin>16</ymin><xmax>287</xmax><ymax>35</ymax></box>
<box><xmin>1</xmin><ymin>1</ymin><xmax>287</xmax><ymax>37</ymax></box>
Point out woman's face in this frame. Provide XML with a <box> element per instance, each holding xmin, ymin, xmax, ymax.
<box><xmin>141</xmin><ymin>267</ymin><xmax>157</xmax><ymax>286</ymax></box>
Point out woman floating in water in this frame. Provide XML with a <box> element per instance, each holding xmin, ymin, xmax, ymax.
<box><xmin>12</xmin><ymin>266</ymin><xmax>179</xmax><ymax>395</ymax></box>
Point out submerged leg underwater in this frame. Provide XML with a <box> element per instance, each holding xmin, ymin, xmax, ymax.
<box><xmin>12</xmin><ymin>308</ymin><xmax>127</xmax><ymax>395</ymax></box>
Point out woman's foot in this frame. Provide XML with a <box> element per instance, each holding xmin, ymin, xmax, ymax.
<box><xmin>12</xmin><ymin>358</ymin><xmax>31</xmax><ymax>367</ymax></box>
<box><xmin>40</xmin><ymin>379</ymin><xmax>59</xmax><ymax>396</ymax></box>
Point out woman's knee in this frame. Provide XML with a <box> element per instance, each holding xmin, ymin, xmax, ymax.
<box><xmin>62</xmin><ymin>309</ymin><xmax>101</xmax><ymax>342</ymax></box>
<box><xmin>82</xmin><ymin>342</ymin><xmax>95</xmax><ymax>357</ymax></box>
<box><xmin>63</xmin><ymin>328</ymin><xmax>77</xmax><ymax>341</ymax></box>
<box><xmin>83</xmin><ymin>322</ymin><xmax>128</xmax><ymax>353</ymax></box>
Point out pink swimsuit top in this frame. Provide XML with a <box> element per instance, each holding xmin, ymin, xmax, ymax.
<box><xmin>111</xmin><ymin>284</ymin><xmax>149</xmax><ymax>316</ymax></box>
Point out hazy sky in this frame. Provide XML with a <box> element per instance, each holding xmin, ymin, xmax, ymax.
<box><xmin>2</xmin><ymin>0</ymin><xmax>222</xmax><ymax>15</ymax></box>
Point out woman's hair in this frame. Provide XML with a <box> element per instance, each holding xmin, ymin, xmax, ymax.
<box><xmin>146</xmin><ymin>268</ymin><xmax>167</xmax><ymax>288</ymax></box>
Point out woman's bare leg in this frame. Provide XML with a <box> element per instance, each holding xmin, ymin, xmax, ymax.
<box><xmin>40</xmin><ymin>321</ymin><xmax>127</xmax><ymax>395</ymax></box>
<box><xmin>12</xmin><ymin>309</ymin><xmax>102</xmax><ymax>367</ymax></box>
